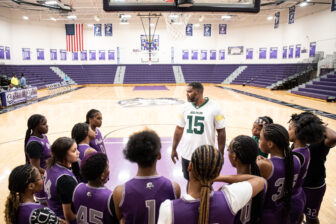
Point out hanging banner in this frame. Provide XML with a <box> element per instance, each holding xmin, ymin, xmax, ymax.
<box><xmin>246</xmin><ymin>48</ymin><xmax>253</xmax><ymax>59</ymax></box>
<box><xmin>289</xmin><ymin>6</ymin><xmax>295</xmax><ymax>24</ymax></box>
<box><xmin>182</xmin><ymin>50</ymin><xmax>189</xmax><ymax>60</ymax></box>
<box><xmin>140</xmin><ymin>35</ymin><xmax>159</xmax><ymax>51</ymax></box>
<box><xmin>72</xmin><ymin>52</ymin><xmax>78</xmax><ymax>61</ymax></box>
<box><xmin>36</xmin><ymin>48</ymin><xmax>44</xmax><ymax>60</ymax></box>
<box><xmin>89</xmin><ymin>50</ymin><xmax>96</xmax><ymax>60</ymax></box>
<box><xmin>288</xmin><ymin>46</ymin><xmax>294</xmax><ymax>58</ymax></box>
<box><xmin>5</xmin><ymin>47</ymin><xmax>10</xmax><ymax>60</ymax></box>
<box><xmin>204</xmin><ymin>24</ymin><xmax>211</xmax><ymax>37</ymax></box>
<box><xmin>228</xmin><ymin>46</ymin><xmax>244</xmax><ymax>55</ymax></box>
<box><xmin>191</xmin><ymin>50</ymin><xmax>198</xmax><ymax>60</ymax></box>
<box><xmin>108</xmin><ymin>50</ymin><xmax>115</xmax><ymax>60</ymax></box>
<box><xmin>201</xmin><ymin>50</ymin><xmax>207</xmax><ymax>60</ymax></box>
<box><xmin>186</xmin><ymin>24</ymin><xmax>193</xmax><ymax>36</ymax></box>
<box><xmin>219</xmin><ymin>50</ymin><xmax>225</xmax><ymax>60</ymax></box>
<box><xmin>270</xmin><ymin>47</ymin><xmax>278</xmax><ymax>59</ymax></box>
<box><xmin>81</xmin><ymin>50</ymin><xmax>87</xmax><ymax>61</ymax></box>
<box><xmin>332</xmin><ymin>0</ymin><xmax>335</xmax><ymax>11</ymax></box>
<box><xmin>274</xmin><ymin>12</ymin><xmax>280</xmax><ymax>29</ymax></box>
<box><xmin>105</xmin><ymin>24</ymin><xmax>112</xmax><ymax>36</ymax></box>
<box><xmin>22</xmin><ymin>48</ymin><xmax>31</xmax><ymax>60</ymax></box>
<box><xmin>210</xmin><ymin>50</ymin><xmax>216</xmax><ymax>60</ymax></box>
<box><xmin>0</xmin><ymin>46</ymin><xmax>4</xmax><ymax>59</ymax></box>
<box><xmin>282</xmin><ymin>46</ymin><xmax>288</xmax><ymax>59</ymax></box>
<box><xmin>219</xmin><ymin>24</ymin><xmax>227</xmax><ymax>34</ymax></box>
<box><xmin>259</xmin><ymin>48</ymin><xmax>267</xmax><ymax>59</ymax></box>
<box><xmin>50</xmin><ymin>49</ymin><xmax>57</xmax><ymax>60</ymax></box>
<box><xmin>60</xmin><ymin>50</ymin><xmax>67</xmax><ymax>61</ymax></box>
<box><xmin>99</xmin><ymin>50</ymin><xmax>105</xmax><ymax>60</ymax></box>
<box><xmin>309</xmin><ymin>42</ymin><xmax>316</xmax><ymax>57</ymax></box>
<box><xmin>295</xmin><ymin>44</ymin><xmax>301</xmax><ymax>58</ymax></box>
<box><xmin>94</xmin><ymin>24</ymin><xmax>102</xmax><ymax>36</ymax></box>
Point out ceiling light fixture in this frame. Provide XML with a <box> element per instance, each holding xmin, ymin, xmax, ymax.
<box><xmin>94</xmin><ymin>16</ymin><xmax>100</xmax><ymax>22</ymax></box>
<box><xmin>299</xmin><ymin>1</ymin><xmax>308</xmax><ymax>7</ymax></box>
<box><xmin>45</xmin><ymin>0</ymin><xmax>58</xmax><ymax>5</ymax></box>
<box><xmin>50</xmin><ymin>17</ymin><xmax>57</xmax><ymax>21</ymax></box>
<box><xmin>22</xmin><ymin>16</ymin><xmax>29</xmax><ymax>20</ymax></box>
<box><xmin>267</xmin><ymin>16</ymin><xmax>273</xmax><ymax>20</ymax></box>
<box><xmin>199</xmin><ymin>16</ymin><xmax>204</xmax><ymax>22</ymax></box>
<box><xmin>221</xmin><ymin>15</ymin><xmax>231</xmax><ymax>20</ymax></box>
<box><xmin>67</xmin><ymin>15</ymin><xmax>77</xmax><ymax>20</ymax></box>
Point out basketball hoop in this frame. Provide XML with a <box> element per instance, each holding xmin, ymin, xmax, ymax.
<box><xmin>163</xmin><ymin>13</ymin><xmax>191</xmax><ymax>41</ymax></box>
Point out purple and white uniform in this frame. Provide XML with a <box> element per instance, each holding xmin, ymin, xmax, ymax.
<box><xmin>77</xmin><ymin>144</ymin><xmax>91</xmax><ymax>164</ymax></box>
<box><xmin>173</xmin><ymin>191</ymin><xmax>235</xmax><ymax>224</ymax></box>
<box><xmin>26</xmin><ymin>134</ymin><xmax>51</xmax><ymax>202</ymax></box>
<box><xmin>44</xmin><ymin>163</ymin><xmax>78</xmax><ymax>218</ymax></box>
<box><xmin>261</xmin><ymin>156</ymin><xmax>300</xmax><ymax>224</ymax></box>
<box><xmin>291</xmin><ymin>147</ymin><xmax>310</xmax><ymax>224</ymax></box>
<box><xmin>73</xmin><ymin>183</ymin><xmax>114</xmax><ymax>223</ymax></box>
<box><xmin>120</xmin><ymin>175</ymin><xmax>176</xmax><ymax>224</ymax></box>
<box><xmin>17</xmin><ymin>202</ymin><xmax>59</xmax><ymax>224</ymax></box>
<box><xmin>89</xmin><ymin>128</ymin><xmax>105</xmax><ymax>153</ymax></box>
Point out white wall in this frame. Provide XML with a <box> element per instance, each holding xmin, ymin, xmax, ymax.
<box><xmin>0</xmin><ymin>9</ymin><xmax>335</xmax><ymax>65</ymax></box>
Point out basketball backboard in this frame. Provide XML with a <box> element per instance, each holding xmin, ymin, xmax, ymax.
<box><xmin>103</xmin><ymin>0</ymin><xmax>260</xmax><ymax>13</ymax></box>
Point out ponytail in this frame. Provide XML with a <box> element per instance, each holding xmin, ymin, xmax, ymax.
<box><xmin>4</xmin><ymin>192</ymin><xmax>20</xmax><ymax>224</ymax></box>
<box><xmin>24</xmin><ymin>114</ymin><xmax>45</xmax><ymax>163</ymax></box>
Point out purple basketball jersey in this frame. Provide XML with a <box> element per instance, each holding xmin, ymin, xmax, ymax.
<box><xmin>261</xmin><ymin>156</ymin><xmax>300</xmax><ymax>224</ymax></box>
<box><xmin>26</xmin><ymin>134</ymin><xmax>51</xmax><ymax>169</ymax></box>
<box><xmin>120</xmin><ymin>175</ymin><xmax>176</xmax><ymax>224</ymax></box>
<box><xmin>17</xmin><ymin>202</ymin><xmax>59</xmax><ymax>224</ymax></box>
<box><xmin>26</xmin><ymin>134</ymin><xmax>51</xmax><ymax>201</ymax></box>
<box><xmin>89</xmin><ymin>128</ymin><xmax>106</xmax><ymax>153</ymax></box>
<box><xmin>173</xmin><ymin>191</ymin><xmax>235</xmax><ymax>224</ymax></box>
<box><xmin>293</xmin><ymin>147</ymin><xmax>310</xmax><ymax>189</ymax></box>
<box><xmin>73</xmin><ymin>183</ymin><xmax>114</xmax><ymax>223</ymax></box>
<box><xmin>77</xmin><ymin>144</ymin><xmax>90</xmax><ymax>164</ymax></box>
<box><xmin>44</xmin><ymin>163</ymin><xmax>78</xmax><ymax>218</ymax></box>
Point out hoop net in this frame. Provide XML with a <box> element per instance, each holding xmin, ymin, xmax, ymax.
<box><xmin>163</xmin><ymin>13</ymin><xmax>192</xmax><ymax>42</ymax></box>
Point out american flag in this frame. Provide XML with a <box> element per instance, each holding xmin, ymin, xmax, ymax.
<box><xmin>65</xmin><ymin>24</ymin><xmax>83</xmax><ymax>52</ymax></box>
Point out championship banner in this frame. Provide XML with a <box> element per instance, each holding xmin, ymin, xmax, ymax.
<box><xmin>259</xmin><ymin>48</ymin><xmax>267</xmax><ymax>59</ymax></box>
<box><xmin>201</xmin><ymin>50</ymin><xmax>207</xmax><ymax>60</ymax></box>
<box><xmin>99</xmin><ymin>50</ymin><xmax>106</xmax><ymax>60</ymax></box>
<box><xmin>105</xmin><ymin>24</ymin><xmax>112</xmax><ymax>36</ymax></box>
<box><xmin>108</xmin><ymin>50</ymin><xmax>115</xmax><ymax>60</ymax></box>
<box><xmin>182</xmin><ymin>50</ymin><xmax>189</xmax><ymax>60</ymax></box>
<box><xmin>204</xmin><ymin>24</ymin><xmax>211</xmax><ymax>37</ymax></box>
<box><xmin>89</xmin><ymin>50</ymin><xmax>96</xmax><ymax>60</ymax></box>
<box><xmin>0</xmin><ymin>46</ymin><xmax>4</xmax><ymax>59</ymax></box>
<box><xmin>282</xmin><ymin>46</ymin><xmax>288</xmax><ymax>59</ymax></box>
<box><xmin>191</xmin><ymin>50</ymin><xmax>198</xmax><ymax>60</ymax></box>
<box><xmin>0</xmin><ymin>87</ymin><xmax>37</xmax><ymax>107</ymax></box>
<box><xmin>219</xmin><ymin>50</ymin><xmax>225</xmax><ymax>60</ymax></box>
<box><xmin>72</xmin><ymin>52</ymin><xmax>78</xmax><ymax>61</ymax></box>
<box><xmin>210</xmin><ymin>50</ymin><xmax>216</xmax><ymax>60</ymax></box>
<box><xmin>228</xmin><ymin>46</ymin><xmax>244</xmax><ymax>55</ymax></box>
<box><xmin>309</xmin><ymin>42</ymin><xmax>316</xmax><ymax>57</ymax></box>
<box><xmin>141</xmin><ymin>35</ymin><xmax>159</xmax><ymax>51</ymax></box>
<box><xmin>274</xmin><ymin>12</ymin><xmax>280</xmax><ymax>29</ymax></box>
<box><xmin>295</xmin><ymin>44</ymin><xmax>301</xmax><ymax>58</ymax></box>
<box><xmin>332</xmin><ymin>0</ymin><xmax>336</xmax><ymax>11</ymax></box>
<box><xmin>94</xmin><ymin>24</ymin><xmax>102</xmax><ymax>36</ymax></box>
<box><xmin>186</xmin><ymin>24</ymin><xmax>193</xmax><ymax>36</ymax></box>
<box><xmin>219</xmin><ymin>24</ymin><xmax>227</xmax><ymax>34</ymax></box>
<box><xmin>60</xmin><ymin>50</ymin><xmax>67</xmax><ymax>61</ymax></box>
<box><xmin>270</xmin><ymin>47</ymin><xmax>278</xmax><ymax>59</ymax></box>
<box><xmin>22</xmin><ymin>48</ymin><xmax>31</xmax><ymax>60</ymax></box>
<box><xmin>36</xmin><ymin>48</ymin><xmax>44</xmax><ymax>60</ymax></box>
<box><xmin>246</xmin><ymin>48</ymin><xmax>253</xmax><ymax>59</ymax></box>
<box><xmin>81</xmin><ymin>50</ymin><xmax>87</xmax><ymax>61</ymax></box>
<box><xmin>50</xmin><ymin>49</ymin><xmax>57</xmax><ymax>60</ymax></box>
<box><xmin>288</xmin><ymin>46</ymin><xmax>294</xmax><ymax>58</ymax></box>
<box><xmin>5</xmin><ymin>47</ymin><xmax>10</xmax><ymax>60</ymax></box>
<box><xmin>289</xmin><ymin>6</ymin><xmax>295</xmax><ymax>24</ymax></box>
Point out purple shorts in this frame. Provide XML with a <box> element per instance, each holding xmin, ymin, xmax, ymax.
<box><xmin>303</xmin><ymin>184</ymin><xmax>326</xmax><ymax>219</ymax></box>
<box><xmin>290</xmin><ymin>188</ymin><xmax>306</xmax><ymax>224</ymax></box>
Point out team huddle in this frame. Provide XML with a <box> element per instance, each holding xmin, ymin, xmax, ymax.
<box><xmin>4</xmin><ymin>82</ymin><xmax>336</xmax><ymax>224</ymax></box>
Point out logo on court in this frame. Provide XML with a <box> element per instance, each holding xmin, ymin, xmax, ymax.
<box><xmin>118</xmin><ymin>98</ymin><xmax>184</xmax><ymax>107</ymax></box>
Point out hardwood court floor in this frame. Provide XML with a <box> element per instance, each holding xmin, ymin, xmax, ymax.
<box><xmin>0</xmin><ymin>85</ymin><xmax>335</xmax><ymax>222</ymax></box>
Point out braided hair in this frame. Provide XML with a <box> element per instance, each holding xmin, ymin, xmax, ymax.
<box><xmin>85</xmin><ymin>109</ymin><xmax>100</xmax><ymax>124</ymax></box>
<box><xmin>190</xmin><ymin>145</ymin><xmax>223</xmax><ymax>224</ymax></box>
<box><xmin>262</xmin><ymin>124</ymin><xmax>293</xmax><ymax>220</ymax></box>
<box><xmin>24</xmin><ymin>114</ymin><xmax>45</xmax><ymax>163</ymax></box>
<box><xmin>230</xmin><ymin>135</ymin><xmax>262</xmax><ymax>224</ymax></box>
<box><xmin>5</xmin><ymin>164</ymin><xmax>37</xmax><ymax>224</ymax></box>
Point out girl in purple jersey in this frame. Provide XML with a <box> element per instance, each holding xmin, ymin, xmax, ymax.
<box><xmin>228</xmin><ymin>135</ymin><xmax>265</xmax><ymax>224</ymax></box>
<box><xmin>45</xmin><ymin>137</ymin><xmax>79</xmax><ymax>223</ymax></box>
<box><xmin>73</xmin><ymin>153</ymin><xmax>118</xmax><ymax>224</ymax></box>
<box><xmin>257</xmin><ymin>124</ymin><xmax>299</xmax><ymax>224</ymax></box>
<box><xmin>158</xmin><ymin>145</ymin><xmax>265</xmax><ymax>224</ymax></box>
<box><xmin>24</xmin><ymin>114</ymin><xmax>51</xmax><ymax>204</ymax></box>
<box><xmin>288</xmin><ymin>112</ymin><xmax>325</xmax><ymax>224</ymax></box>
<box><xmin>85</xmin><ymin>109</ymin><xmax>106</xmax><ymax>153</ymax></box>
<box><xmin>5</xmin><ymin>164</ymin><xmax>64</xmax><ymax>224</ymax></box>
<box><xmin>113</xmin><ymin>129</ymin><xmax>181</xmax><ymax>224</ymax></box>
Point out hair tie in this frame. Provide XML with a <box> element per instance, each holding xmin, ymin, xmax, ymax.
<box><xmin>201</xmin><ymin>184</ymin><xmax>211</xmax><ymax>189</ymax></box>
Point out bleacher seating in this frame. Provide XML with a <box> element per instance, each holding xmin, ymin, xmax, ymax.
<box><xmin>231</xmin><ymin>64</ymin><xmax>312</xmax><ymax>87</ymax></box>
<box><xmin>123</xmin><ymin>64</ymin><xmax>175</xmax><ymax>84</ymax></box>
<box><xmin>291</xmin><ymin>71</ymin><xmax>336</xmax><ymax>100</ymax></box>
